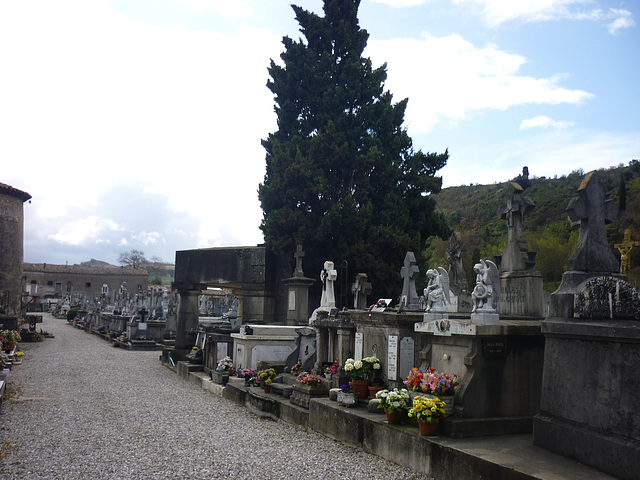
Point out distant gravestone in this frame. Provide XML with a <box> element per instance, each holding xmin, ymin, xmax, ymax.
<box><xmin>398</xmin><ymin>337</ymin><xmax>415</xmax><ymax>382</ymax></box>
<box><xmin>399</xmin><ymin>252</ymin><xmax>421</xmax><ymax>311</ymax></box>
<box><xmin>352</xmin><ymin>273</ymin><xmax>372</xmax><ymax>310</ymax></box>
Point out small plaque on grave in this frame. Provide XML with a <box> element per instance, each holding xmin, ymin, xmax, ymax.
<box><xmin>387</xmin><ymin>335</ymin><xmax>398</xmax><ymax>381</ymax></box>
<box><xmin>482</xmin><ymin>337</ymin><xmax>509</xmax><ymax>358</ymax></box>
<box><xmin>288</xmin><ymin>290</ymin><xmax>296</xmax><ymax>311</ymax></box>
<box><xmin>138</xmin><ymin>322</ymin><xmax>147</xmax><ymax>330</ymax></box>
<box><xmin>354</xmin><ymin>332</ymin><xmax>363</xmax><ymax>361</ymax></box>
<box><xmin>399</xmin><ymin>337</ymin><xmax>414</xmax><ymax>381</ymax></box>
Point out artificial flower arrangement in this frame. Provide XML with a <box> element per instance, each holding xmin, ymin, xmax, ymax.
<box><xmin>408</xmin><ymin>395</ymin><xmax>447</xmax><ymax>423</ymax></box>
<box><xmin>296</xmin><ymin>371</ymin><xmax>324</xmax><ymax>386</ymax></box>
<box><xmin>404</xmin><ymin>367</ymin><xmax>459</xmax><ymax>396</ymax></box>
<box><xmin>323</xmin><ymin>358</ymin><xmax>339</xmax><ymax>376</ymax></box>
<box><xmin>256</xmin><ymin>368</ymin><xmax>276</xmax><ymax>386</ymax></box>
<box><xmin>376</xmin><ymin>388</ymin><xmax>411</xmax><ymax>414</ymax></box>
<box><xmin>343</xmin><ymin>356</ymin><xmax>381</xmax><ymax>380</ymax></box>
<box><xmin>291</xmin><ymin>358</ymin><xmax>304</xmax><ymax>376</ymax></box>
<box><xmin>1</xmin><ymin>330</ymin><xmax>21</xmax><ymax>348</ymax></box>
<box><xmin>216</xmin><ymin>356</ymin><xmax>235</xmax><ymax>373</ymax></box>
<box><xmin>241</xmin><ymin>368</ymin><xmax>254</xmax><ymax>377</ymax></box>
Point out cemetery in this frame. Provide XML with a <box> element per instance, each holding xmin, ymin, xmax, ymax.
<box><xmin>156</xmin><ymin>171</ymin><xmax>640</xmax><ymax>479</ymax></box>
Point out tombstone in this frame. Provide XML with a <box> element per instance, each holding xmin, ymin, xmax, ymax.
<box><xmin>352</xmin><ymin>273</ymin><xmax>372</xmax><ymax>310</ymax></box>
<box><xmin>470</xmin><ymin>259</ymin><xmax>500</xmax><ymax>325</ymax></box>
<box><xmin>534</xmin><ymin>170</ymin><xmax>640</xmax><ymax>480</ymax></box>
<box><xmin>320</xmin><ymin>261</ymin><xmax>337</xmax><ymax>308</ymax></box>
<box><xmin>446</xmin><ymin>232</ymin><xmax>472</xmax><ymax>312</ymax></box>
<box><xmin>399</xmin><ymin>252</ymin><xmax>421</xmax><ymax>311</ymax></box>
<box><xmin>284</xmin><ymin>327</ymin><xmax>317</xmax><ymax>373</ymax></box>
<box><xmin>498</xmin><ymin>182</ymin><xmax>544</xmax><ymax>317</ymax></box>
<box><xmin>282</xmin><ymin>243</ymin><xmax>315</xmax><ymax>325</ymax></box>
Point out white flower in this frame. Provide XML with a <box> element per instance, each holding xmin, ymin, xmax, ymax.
<box><xmin>373</xmin><ymin>363</ymin><xmax>380</xmax><ymax>370</ymax></box>
<box><xmin>354</xmin><ymin>360</ymin><xmax>363</xmax><ymax>369</ymax></box>
<box><xmin>344</xmin><ymin>363</ymin><xmax>354</xmax><ymax>371</ymax></box>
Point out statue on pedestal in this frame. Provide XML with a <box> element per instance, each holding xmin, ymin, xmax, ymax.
<box><xmin>424</xmin><ymin>267</ymin><xmax>450</xmax><ymax>312</ymax></box>
<box><xmin>471</xmin><ymin>259</ymin><xmax>500</xmax><ymax>313</ymax></box>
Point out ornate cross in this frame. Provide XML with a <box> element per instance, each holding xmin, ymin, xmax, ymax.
<box><xmin>293</xmin><ymin>242</ymin><xmax>305</xmax><ymax>277</ymax></box>
<box><xmin>400</xmin><ymin>251</ymin><xmax>420</xmax><ymax>307</ymax></box>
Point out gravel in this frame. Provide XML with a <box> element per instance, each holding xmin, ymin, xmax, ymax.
<box><xmin>1</xmin><ymin>313</ymin><xmax>427</xmax><ymax>479</ymax></box>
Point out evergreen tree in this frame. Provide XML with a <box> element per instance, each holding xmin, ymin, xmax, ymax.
<box><xmin>258</xmin><ymin>0</ymin><xmax>449</xmax><ymax>300</ymax></box>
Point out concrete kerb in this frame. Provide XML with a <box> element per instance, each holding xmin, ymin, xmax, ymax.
<box><xmin>168</xmin><ymin>364</ymin><xmax>618</xmax><ymax>480</ymax></box>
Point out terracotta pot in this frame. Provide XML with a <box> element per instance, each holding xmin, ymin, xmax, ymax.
<box><xmin>349</xmin><ymin>380</ymin><xmax>370</xmax><ymax>400</ymax></box>
<box><xmin>263</xmin><ymin>385</ymin><xmax>271</xmax><ymax>394</ymax></box>
<box><xmin>417</xmin><ymin>419</ymin><xmax>439</xmax><ymax>436</ymax></box>
<box><xmin>385</xmin><ymin>409</ymin><xmax>403</xmax><ymax>425</ymax></box>
<box><xmin>368</xmin><ymin>386</ymin><xmax>384</xmax><ymax>399</ymax></box>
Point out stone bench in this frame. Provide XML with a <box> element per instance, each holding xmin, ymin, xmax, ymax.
<box><xmin>270</xmin><ymin>382</ymin><xmax>293</xmax><ymax>398</ymax></box>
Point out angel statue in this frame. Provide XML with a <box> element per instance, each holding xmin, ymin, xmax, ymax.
<box><xmin>471</xmin><ymin>259</ymin><xmax>500</xmax><ymax>313</ymax></box>
<box><xmin>424</xmin><ymin>267</ymin><xmax>450</xmax><ymax>312</ymax></box>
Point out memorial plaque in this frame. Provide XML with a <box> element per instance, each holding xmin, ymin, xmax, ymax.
<box><xmin>354</xmin><ymin>332</ymin><xmax>363</xmax><ymax>361</ymax></box>
<box><xmin>399</xmin><ymin>337</ymin><xmax>414</xmax><ymax>381</ymax></box>
<box><xmin>288</xmin><ymin>290</ymin><xmax>296</xmax><ymax>311</ymax></box>
<box><xmin>387</xmin><ymin>335</ymin><xmax>398</xmax><ymax>381</ymax></box>
<box><xmin>482</xmin><ymin>337</ymin><xmax>509</xmax><ymax>358</ymax></box>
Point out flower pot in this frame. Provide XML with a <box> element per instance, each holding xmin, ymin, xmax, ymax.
<box><xmin>417</xmin><ymin>419</ymin><xmax>439</xmax><ymax>436</ymax></box>
<box><xmin>263</xmin><ymin>385</ymin><xmax>271</xmax><ymax>394</ymax></box>
<box><xmin>385</xmin><ymin>409</ymin><xmax>403</xmax><ymax>425</ymax></box>
<box><xmin>409</xmin><ymin>392</ymin><xmax>454</xmax><ymax>415</ymax></box>
<box><xmin>368</xmin><ymin>386</ymin><xmax>384</xmax><ymax>399</ymax></box>
<box><xmin>349</xmin><ymin>380</ymin><xmax>370</xmax><ymax>400</ymax></box>
<box><xmin>337</xmin><ymin>391</ymin><xmax>359</xmax><ymax>407</ymax></box>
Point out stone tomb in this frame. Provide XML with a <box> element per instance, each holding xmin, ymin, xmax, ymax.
<box><xmin>231</xmin><ymin>324</ymin><xmax>299</xmax><ymax>370</ymax></box>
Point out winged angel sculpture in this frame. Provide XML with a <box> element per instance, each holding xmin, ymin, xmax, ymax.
<box><xmin>471</xmin><ymin>259</ymin><xmax>501</xmax><ymax>313</ymax></box>
<box><xmin>424</xmin><ymin>267</ymin><xmax>450</xmax><ymax>312</ymax></box>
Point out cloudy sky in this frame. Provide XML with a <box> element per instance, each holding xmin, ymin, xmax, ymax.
<box><xmin>1</xmin><ymin>0</ymin><xmax>638</xmax><ymax>266</ymax></box>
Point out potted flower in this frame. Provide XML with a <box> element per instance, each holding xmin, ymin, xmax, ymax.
<box><xmin>404</xmin><ymin>367</ymin><xmax>425</xmax><ymax>391</ymax></box>
<box><xmin>376</xmin><ymin>388</ymin><xmax>411</xmax><ymax>424</ymax></box>
<box><xmin>2</xmin><ymin>330</ymin><xmax>21</xmax><ymax>353</ymax></box>
<box><xmin>296</xmin><ymin>371</ymin><xmax>324</xmax><ymax>387</ymax></box>
<box><xmin>343</xmin><ymin>356</ymin><xmax>382</xmax><ymax>399</ymax></box>
<box><xmin>418</xmin><ymin>367</ymin><xmax>459</xmax><ymax>414</ymax></box>
<box><xmin>216</xmin><ymin>356</ymin><xmax>235</xmax><ymax>375</ymax></box>
<box><xmin>241</xmin><ymin>368</ymin><xmax>255</xmax><ymax>387</ymax></box>
<box><xmin>368</xmin><ymin>378</ymin><xmax>386</xmax><ymax>399</ymax></box>
<box><xmin>291</xmin><ymin>358</ymin><xmax>304</xmax><ymax>376</ymax></box>
<box><xmin>408</xmin><ymin>395</ymin><xmax>447</xmax><ymax>435</ymax></box>
<box><xmin>256</xmin><ymin>368</ymin><xmax>276</xmax><ymax>393</ymax></box>
<box><xmin>337</xmin><ymin>384</ymin><xmax>358</xmax><ymax>407</ymax></box>
<box><xmin>322</xmin><ymin>358</ymin><xmax>339</xmax><ymax>379</ymax></box>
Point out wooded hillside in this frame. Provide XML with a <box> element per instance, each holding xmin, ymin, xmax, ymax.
<box><xmin>426</xmin><ymin>160</ymin><xmax>640</xmax><ymax>291</ymax></box>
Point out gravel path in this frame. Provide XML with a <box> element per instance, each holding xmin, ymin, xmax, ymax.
<box><xmin>1</xmin><ymin>314</ymin><xmax>427</xmax><ymax>479</ymax></box>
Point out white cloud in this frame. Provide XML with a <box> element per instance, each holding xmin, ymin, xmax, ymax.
<box><xmin>369</xmin><ymin>0</ymin><xmax>433</xmax><ymax>6</ymax></box>
<box><xmin>519</xmin><ymin>115</ymin><xmax>575</xmax><ymax>130</ymax></box>
<box><xmin>367</xmin><ymin>33</ymin><xmax>592</xmax><ymax>133</ymax></box>
<box><xmin>607</xmin><ymin>9</ymin><xmax>636</xmax><ymax>34</ymax></box>
<box><xmin>170</xmin><ymin>0</ymin><xmax>254</xmax><ymax>18</ymax></box>
<box><xmin>48</xmin><ymin>216</ymin><xmax>124</xmax><ymax>246</ymax></box>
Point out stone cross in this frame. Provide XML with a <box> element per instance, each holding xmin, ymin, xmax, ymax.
<box><xmin>566</xmin><ymin>170</ymin><xmax>618</xmax><ymax>273</ymax></box>
<box><xmin>615</xmin><ymin>229</ymin><xmax>640</xmax><ymax>275</ymax></box>
<box><xmin>320</xmin><ymin>261</ymin><xmax>337</xmax><ymax>308</ymax></box>
<box><xmin>500</xmin><ymin>182</ymin><xmax>535</xmax><ymax>272</ymax></box>
<box><xmin>352</xmin><ymin>273</ymin><xmax>372</xmax><ymax>309</ymax></box>
<box><xmin>400</xmin><ymin>251</ymin><xmax>420</xmax><ymax>310</ymax></box>
<box><xmin>293</xmin><ymin>242</ymin><xmax>305</xmax><ymax>277</ymax></box>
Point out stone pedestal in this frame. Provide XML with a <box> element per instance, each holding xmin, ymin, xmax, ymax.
<box><xmin>499</xmin><ymin>271</ymin><xmax>544</xmax><ymax>317</ymax></box>
<box><xmin>282</xmin><ymin>276</ymin><xmax>315</xmax><ymax>325</ymax></box>
<box><xmin>533</xmin><ymin>319</ymin><xmax>640</xmax><ymax>480</ymax></box>
<box><xmin>470</xmin><ymin>311</ymin><xmax>499</xmax><ymax>325</ymax></box>
<box><xmin>290</xmin><ymin>383</ymin><xmax>328</xmax><ymax>409</ymax></box>
<box><xmin>231</xmin><ymin>324</ymin><xmax>298</xmax><ymax>370</ymax></box>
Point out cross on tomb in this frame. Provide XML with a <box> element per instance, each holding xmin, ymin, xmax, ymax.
<box><xmin>293</xmin><ymin>242</ymin><xmax>305</xmax><ymax>277</ymax></box>
<box><xmin>566</xmin><ymin>170</ymin><xmax>619</xmax><ymax>273</ymax></box>
<box><xmin>352</xmin><ymin>273</ymin><xmax>372</xmax><ymax>309</ymax></box>
<box><xmin>500</xmin><ymin>182</ymin><xmax>535</xmax><ymax>272</ymax></box>
<box><xmin>400</xmin><ymin>251</ymin><xmax>420</xmax><ymax>308</ymax></box>
<box><xmin>615</xmin><ymin>229</ymin><xmax>640</xmax><ymax>275</ymax></box>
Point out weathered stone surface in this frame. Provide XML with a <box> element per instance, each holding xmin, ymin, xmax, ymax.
<box><xmin>574</xmin><ymin>276</ymin><xmax>640</xmax><ymax>319</ymax></box>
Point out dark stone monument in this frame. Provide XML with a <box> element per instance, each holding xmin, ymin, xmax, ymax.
<box><xmin>534</xmin><ymin>170</ymin><xmax>640</xmax><ymax>480</ymax></box>
<box><xmin>282</xmin><ymin>243</ymin><xmax>315</xmax><ymax>325</ymax></box>
<box><xmin>399</xmin><ymin>251</ymin><xmax>421</xmax><ymax>311</ymax></box>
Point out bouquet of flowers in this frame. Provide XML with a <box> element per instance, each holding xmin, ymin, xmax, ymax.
<box><xmin>296</xmin><ymin>372</ymin><xmax>324</xmax><ymax>386</ymax></box>
<box><xmin>291</xmin><ymin>358</ymin><xmax>304</xmax><ymax>376</ymax></box>
<box><xmin>241</xmin><ymin>368</ymin><xmax>254</xmax><ymax>377</ymax></box>
<box><xmin>420</xmin><ymin>368</ymin><xmax>459</xmax><ymax>396</ymax></box>
<box><xmin>376</xmin><ymin>388</ymin><xmax>411</xmax><ymax>414</ymax></box>
<box><xmin>404</xmin><ymin>368</ymin><xmax>425</xmax><ymax>391</ymax></box>
<box><xmin>408</xmin><ymin>395</ymin><xmax>447</xmax><ymax>423</ymax></box>
<box><xmin>216</xmin><ymin>356</ymin><xmax>235</xmax><ymax>371</ymax></box>
<box><xmin>256</xmin><ymin>368</ymin><xmax>276</xmax><ymax>386</ymax></box>
<box><xmin>1</xmin><ymin>330</ymin><xmax>21</xmax><ymax>348</ymax></box>
<box><xmin>323</xmin><ymin>358</ymin><xmax>339</xmax><ymax>376</ymax></box>
<box><xmin>343</xmin><ymin>356</ymin><xmax>381</xmax><ymax>380</ymax></box>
